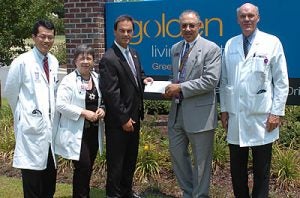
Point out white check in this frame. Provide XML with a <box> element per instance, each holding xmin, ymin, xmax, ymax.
<box><xmin>144</xmin><ymin>81</ymin><xmax>171</xmax><ymax>93</ymax></box>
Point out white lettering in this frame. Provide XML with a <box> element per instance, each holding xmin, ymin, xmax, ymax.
<box><xmin>151</xmin><ymin>45</ymin><xmax>171</xmax><ymax>58</ymax></box>
<box><xmin>289</xmin><ymin>86</ymin><xmax>300</xmax><ymax>96</ymax></box>
<box><xmin>152</xmin><ymin>63</ymin><xmax>172</xmax><ymax>70</ymax></box>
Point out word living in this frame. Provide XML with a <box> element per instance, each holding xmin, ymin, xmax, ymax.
<box><xmin>152</xmin><ymin>45</ymin><xmax>171</xmax><ymax>58</ymax></box>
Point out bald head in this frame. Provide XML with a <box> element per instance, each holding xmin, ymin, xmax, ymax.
<box><xmin>237</xmin><ymin>3</ymin><xmax>259</xmax><ymax>16</ymax></box>
<box><xmin>237</xmin><ymin>3</ymin><xmax>260</xmax><ymax>37</ymax></box>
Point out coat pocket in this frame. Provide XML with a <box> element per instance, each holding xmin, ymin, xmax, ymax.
<box><xmin>249</xmin><ymin>92</ymin><xmax>272</xmax><ymax>114</ymax></box>
<box><xmin>223</xmin><ymin>86</ymin><xmax>235</xmax><ymax>113</ymax></box>
<box><xmin>54</xmin><ymin>126</ymin><xmax>79</xmax><ymax>159</ymax></box>
<box><xmin>20</xmin><ymin>112</ymin><xmax>45</xmax><ymax>135</ymax></box>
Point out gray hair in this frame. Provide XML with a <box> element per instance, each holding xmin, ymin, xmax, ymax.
<box><xmin>179</xmin><ymin>10</ymin><xmax>201</xmax><ymax>23</ymax></box>
<box><xmin>236</xmin><ymin>3</ymin><xmax>259</xmax><ymax>16</ymax></box>
<box><xmin>73</xmin><ymin>44</ymin><xmax>95</xmax><ymax>64</ymax></box>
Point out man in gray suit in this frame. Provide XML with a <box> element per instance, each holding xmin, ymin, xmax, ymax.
<box><xmin>164</xmin><ymin>10</ymin><xmax>221</xmax><ymax>198</ymax></box>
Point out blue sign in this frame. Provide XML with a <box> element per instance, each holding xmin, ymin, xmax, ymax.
<box><xmin>105</xmin><ymin>0</ymin><xmax>300</xmax><ymax>104</ymax></box>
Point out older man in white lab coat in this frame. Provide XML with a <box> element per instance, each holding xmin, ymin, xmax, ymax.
<box><xmin>4</xmin><ymin>20</ymin><xmax>59</xmax><ymax>198</ymax></box>
<box><xmin>219</xmin><ymin>3</ymin><xmax>289</xmax><ymax>198</ymax></box>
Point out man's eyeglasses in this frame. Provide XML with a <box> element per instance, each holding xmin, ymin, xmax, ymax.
<box><xmin>36</xmin><ymin>34</ymin><xmax>55</xmax><ymax>41</ymax></box>
<box><xmin>181</xmin><ymin>23</ymin><xmax>198</xmax><ymax>29</ymax></box>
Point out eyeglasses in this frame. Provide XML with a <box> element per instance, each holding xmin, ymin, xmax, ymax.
<box><xmin>36</xmin><ymin>34</ymin><xmax>55</xmax><ymax>41</ymax></box>
<box><xmin>181</xmin><ymin>23</ymin><xmax>198</xmax><ymax>29</ymax></box>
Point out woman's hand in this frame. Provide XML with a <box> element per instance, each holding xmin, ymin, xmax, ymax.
<box><xmin>96</xmin><ymin>108</ymin><xmax>105</xmax><ymax>120</ymax></box>
<box><xmin>81</xmin><ymin>109</ymin><xmax>99</xmax><ymax>122</ymax></box>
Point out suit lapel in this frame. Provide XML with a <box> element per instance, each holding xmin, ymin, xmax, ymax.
<box><xmin>247</xmin><ymin>31</ymin><xmax>261</xmax><ymax>59</ymax></box>
<box><xmin>130</xmin><ymin>49</ymin><xmax>143</xmax><ymax>89</ymax></box>
<box><xmin>237</xmin><ymin>35</ymin><xmax>245</xmax><ymax>59</ymax></box>
<box><xmin>173</xmin><ymin>42</ymin><xmax>183</xmax><ymax>82</ymax></box>
<box><xmin>244</xmin><ymin>31</ymin><xmax>261</xmax><ymax>60</ymax></box>
<box><xmin>112</xmin><ymin>44</ymin><xmax>140</xmax><ymax>90</ymax></box>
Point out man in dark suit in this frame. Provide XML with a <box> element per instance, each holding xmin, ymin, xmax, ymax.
<box><xmin>99</xmin><ymin>15</ymin><xmax>153</xmax><ymax>198</ymax></box>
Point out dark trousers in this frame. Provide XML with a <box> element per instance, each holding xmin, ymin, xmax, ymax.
<box><xmin>21</xmin><ymin>147</ymin><xmax>57</xmax><ymax>198</ymax></box>
<box><xmin>105</xmin><ymin>123</ymin><xmax>140</xmax><ymax>198</ymax></box>
<box><xmin>72</xmin><ymin>125</ymin><xmax>99</xmax><ymax>198</ymax></box>
<box><xmin>229</xmin><ymin>143</ymin><xmax>273</xmax><ymax>198</ymax></box>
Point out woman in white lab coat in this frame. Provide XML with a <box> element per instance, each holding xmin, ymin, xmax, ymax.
<box><xmin>54</xmin><ymin>44</ymin><xmax>105</xmax><ymax>197</ymax></box>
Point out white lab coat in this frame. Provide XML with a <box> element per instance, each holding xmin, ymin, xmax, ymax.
<box><xmin>54</xmin><ymin>70</ymin><xmax>104</xmax><ymax>161</ymax></box>
<box><xmin>4</xmin><ymin>47</ymin><xmax>59</xmax><ymax>170</ymax></box>
<box><xmin>220</xmin><ymin>30</ymin><xmax>289</xmax><ymax>147</ymax></box>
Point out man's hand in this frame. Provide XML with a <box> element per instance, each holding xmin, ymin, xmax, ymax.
<box><xmin>266</xmin><ymin>114</ymin><xmax>280</xmax><ymax>132</ymax></box>
<box><xmin>164</xmin><ymin>83</ymin><xmax>181</xmax><ymax>98</ymax></box>
<box><xmin>122</xmin><ymin>118</ymin><xmax>136</xmax><ymax>132</ymax></box>
<box><xmin>143</xmin><ymin>77</ymin><xmax>154</xmax><ymax>85</ymax></box>
<box><xmin>221</xmin><ymin>112</ymin><xmax>229</xmax><ymax>131</ymax></box>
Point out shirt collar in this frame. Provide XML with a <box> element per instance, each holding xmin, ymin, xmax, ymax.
<box><xmin>185</xmin><ymin>34</ymin><xmax>199</xmax><ymax>46</ymax></box>
<box><xmin>244</xmin><ymin>29</ymin><xmax>257</xmax><ymax>45</ymax></box>
<box><xmin>114</xmin><ymin>40</ymin><xmax>129</xmax><ymax>54</ymax></box>
<box><xmin>33</xmin><ymin>46</ymin><xmax>48</xmax><ymax>61</ymax></box>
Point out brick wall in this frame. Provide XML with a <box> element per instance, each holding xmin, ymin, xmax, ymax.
<box><xmin>64</xmin><ymin>0</ymin><xmax>107</xmax><ymax>73</ymax></box>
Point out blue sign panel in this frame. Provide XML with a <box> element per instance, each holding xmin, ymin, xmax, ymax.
<box><xmin>105</xmin><ymin>0</ymin><xmax>300</xmax><ymax>104</ymax></box>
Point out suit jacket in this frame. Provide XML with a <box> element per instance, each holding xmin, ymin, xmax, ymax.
<box><xmin>168</xmin><ymin>35</ymin><xmax>221</xmax><ymax>132</ymax></box>
<box><xmin>99</xmin><ymin>43</ymin><xmax>145</xmax><ymax>129</ymax></box>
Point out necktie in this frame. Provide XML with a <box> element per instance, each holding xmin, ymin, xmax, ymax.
<box><xmin>43</xmin><ymin>56</ymin><xmax>49</xmax><ymax>82</ymax></box>
<box><xmin>183</xmin><ymin>43</ymin><xmax>190</xmax><ymax>57</ymax></box>
<box><xmin>243</xmin><ymin>37</ymin><xmax>249</xmax><ymax>57</ymax></box>
<box><xmin>179</xmin><ymin>43</ymin><xmax>190</xmax><ymax>82</ymax></box>
<box><xmin>125</xmin><ymin>50</ymin><xmax>138</xmax><ymax>83</ymax></box>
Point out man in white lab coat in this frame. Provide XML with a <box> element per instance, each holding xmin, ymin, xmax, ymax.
<box><xmin>219</xmin><ymin>3</ymin><xmax>289</xmax><ymax>198</ymax></box>
<box><xmin>5</xmin><ymin>20</ymin><xmax>59</xmax><ymax>198</ymax></box>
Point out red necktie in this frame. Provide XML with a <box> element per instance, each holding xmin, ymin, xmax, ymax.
<box><xmin>43</xmin><ymin>56</ymin><xmax>49</xmax><ymax>82</ymax></box>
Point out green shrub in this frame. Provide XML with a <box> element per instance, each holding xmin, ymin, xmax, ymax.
<box><xmin>279</xmin><ymin>106</ymin><xmax>300</xmax><ymax>149</ymax></box>
<box><xmin>0</xmin><ymin>103</ymin><xmax>15</xmax><ymax>157</ymax></box>
<box><xmin>135</xmin><ymin>144</ymin><xmax>160</xmax><ymax>183</ymax></box>
<box><xmin>48</xmin><ymin>14</ymin><xmax>65</xmax><ymax>35</ymax></box>
<box><xmin>57</xmin><ymin>157</ymin><xmax>73</xmax><ymax>174</ymax></box>
<box><xmin>94</xmin><ymin>149</ymin><xmax>107</xmax><ymax>175</ymax></box>
<box><xmin>135</xmin><ymin>120</ymin><xmax>172</xmax><ymax>182</ymax></box>
<box><xmin>50</xmin><ymin>42</ymin><xmax>67</xmax><ymax>65</ymax></box>
<box><xmin>272</xmin><ymin>143</ymin><xmax>300</xmax><ymax>189</ymax></box>
<box><xmin>144</xmin><ymin>100</ymin><xmax>170</xmax><ymax>115</ymax></box>
<box><xmin>212</xmin><ymin>124</ymin><xmax>229</xmax><ymax>172</ymax></box>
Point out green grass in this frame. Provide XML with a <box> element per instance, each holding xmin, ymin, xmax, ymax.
<box><xmin>0</xmin><ymin>176</ymin><xmax>105</xmax><ymax>198</ymax></box>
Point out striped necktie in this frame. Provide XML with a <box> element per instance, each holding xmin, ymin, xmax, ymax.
<box><xmin>43</xmin><ymin>56</ymin><xmax>49</xmax><ymax>82</ymax></box>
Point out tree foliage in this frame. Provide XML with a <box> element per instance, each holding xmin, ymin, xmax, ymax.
<box><xmin>0</xmin><ymin>0</ymin><xmax>64</xmax><ymax>66</ymax></box>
